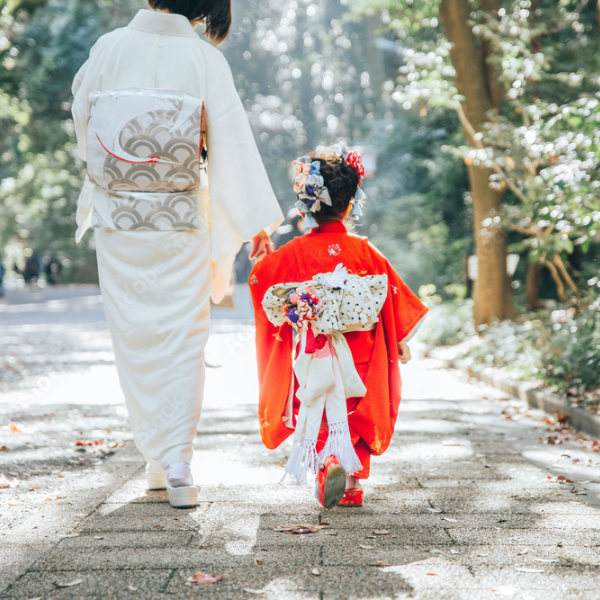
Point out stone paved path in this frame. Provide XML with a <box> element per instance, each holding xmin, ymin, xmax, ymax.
<box><xmin>2</xmin><ymin>288</ymin><xmax>600</xmax><ymax>599</ymax></box>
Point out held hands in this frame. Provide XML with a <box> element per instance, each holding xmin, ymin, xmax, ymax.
<box><xmin>398</xmin><ymin>341</ymin><xmax>412</xmax><ymax>364</ymax></box>
<box><xmin>249</xmin><ymin>230</ymin><xmax>275</xmax><ymax>262</ymax></box>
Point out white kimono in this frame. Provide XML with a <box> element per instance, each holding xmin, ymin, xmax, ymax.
<box><xmin>71</xmin><ymin>9</ymin><xmax>283</xmax><ymax>469</ymax></box>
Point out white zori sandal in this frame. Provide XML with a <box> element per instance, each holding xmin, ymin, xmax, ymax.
<box><xmin>145</xmin><ymin>464</ymin><xmax>167</xmax><ymax>491</ymax></box>
<box><xmin>166</xmin><ymin>462</ymin><xmax>198</xmax><ymax>509</ymax></box>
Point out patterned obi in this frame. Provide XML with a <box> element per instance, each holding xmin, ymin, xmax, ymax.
<box><xmin>86</xmin><ymin>88</ymin><xmax>205</xmax><ymax>231</ymax></box>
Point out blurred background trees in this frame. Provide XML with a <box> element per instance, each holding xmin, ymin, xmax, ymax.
<box><xmin>1</xmin><ymin>0</ymin><xmax>598</xmax><ymax>329</ymax></box>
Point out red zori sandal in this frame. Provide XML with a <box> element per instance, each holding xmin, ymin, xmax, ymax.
<box><xmin>339</xmin><ymin>487</ymin><xmax>364</xmax><ymax>507</ymax></box>
<box><xmin>317</xmin><ymin>455</ymin><xmax>346</xmax><ymax>509</ymax></box>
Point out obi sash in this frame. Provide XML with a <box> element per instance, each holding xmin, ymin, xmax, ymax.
<box><xmin>86</xmin><ymin>88</ymin><xmax>205</xmax><ymax>231</ymax></box>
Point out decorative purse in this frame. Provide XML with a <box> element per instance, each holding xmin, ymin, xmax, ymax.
<box><xmin>86</xmin><ymin>88</ymin><xmax>205</xmax><ymax>231</ymax></box>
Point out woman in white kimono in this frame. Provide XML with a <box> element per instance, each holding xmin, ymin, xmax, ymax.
<box><xmin>71</xmin><ymin>1</ymin><xmax>283</xmax><ymax>508</ymax></box>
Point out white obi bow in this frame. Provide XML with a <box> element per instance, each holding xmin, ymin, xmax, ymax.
<box><xmin>86</xmin><ymin>88</ymin><xmax>205</xmax><ymax>232</ymax></box>
<box><xmin>262</xmin><ymin>264</ymin><xmax>388</xmax><ymax>483</ymax></box>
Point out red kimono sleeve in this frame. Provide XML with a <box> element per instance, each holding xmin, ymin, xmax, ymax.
<box><xmin>368</xmin><ymin>242</ymin><xmax>428</xmax><ymax>342</ymax></box>
<box><xmin>249</xmin><ymin>257</ymin><xmax>295</xmax><ymax>450</ymax></box>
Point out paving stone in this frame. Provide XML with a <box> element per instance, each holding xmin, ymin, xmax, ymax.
<box><xmin>80</xmin><ymin>501</ymin><xmax>209</xmax><ymax>532</ymax></box>
<box><xmin>57</xmin><ymin>531</ymin><xmax>194</xmax><ymax>550</ymax></box>
<box><xmin>3</xmin><ymin>569</ymin><xmax>173</xmax><ymax>599</ymax></box>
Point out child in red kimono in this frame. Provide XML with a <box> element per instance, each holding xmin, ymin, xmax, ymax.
<box><xmin>249</xmin><ymin>145</ymin><xmax>427</xmax><ymax>508</ymax></box>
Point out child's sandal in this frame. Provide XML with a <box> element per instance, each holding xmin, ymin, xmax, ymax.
<box><xmin>316</xmin><ymin>455</ymin><xmax>346</xmax><ymax>509</ymax></box>
<box><xmin>339</xmin><ymin>487</ymin><xmax>363</xmax><ymax>507</ymax></box>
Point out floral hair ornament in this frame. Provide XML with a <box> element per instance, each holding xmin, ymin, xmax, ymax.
<box><xmin>292</xmin><ymin>156</ymin><xmax>332</xmax><ymax>229</ymax></box>
<box><xmin>330</xmin><ymin>143</ymin><xmax>367</xmax><ymax>220</ymax></box>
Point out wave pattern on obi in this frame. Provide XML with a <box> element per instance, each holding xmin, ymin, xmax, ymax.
<box><xmin>87</xmin><ymin>88</ymin><xmax>204</xmax><ymax>231</ymax></box>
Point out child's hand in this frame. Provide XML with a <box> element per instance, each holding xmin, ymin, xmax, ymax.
<box><xmin>250</xmin><ymin>230</ymin><xmax>275</xmax><ymax>262</ymax></box>
<box><xmin>398</xmin><ymin>341</ymin><xmax>412</xmax><ymax>364</ymax></box>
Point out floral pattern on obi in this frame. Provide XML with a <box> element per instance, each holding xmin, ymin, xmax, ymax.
<box><xmin>87</xmin><ymin>88</ymin><xmax>205</xmax><ymax>231</ymax></box>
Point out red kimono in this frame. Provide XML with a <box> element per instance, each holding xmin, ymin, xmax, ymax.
<box><xmin>249</xmin><ymin>221</ymin><xmax>428</xmax><ymax>478</ymax></box>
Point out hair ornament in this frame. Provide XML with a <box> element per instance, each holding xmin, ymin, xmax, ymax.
<box><xmin>293</xmin><ymin>156</ymin><xmax>332</xmax><ymax>216</ymax></box>
<box><xmin>292</xmin><ymin>144</ymin><xmax>367</xmax><ymax>229</ymax></box>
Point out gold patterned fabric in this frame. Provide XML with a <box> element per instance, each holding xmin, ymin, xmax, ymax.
<box><xmin>86</xmin><ymin>88</ymin><xmax>204</xmax><ymax>231</ymax></box>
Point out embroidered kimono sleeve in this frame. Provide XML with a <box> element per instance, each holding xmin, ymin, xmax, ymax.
<box><xmin>249</xmin><ymin>258</ymin><xmax>295</xmax><ymax>449</ymax></box>
<box><xmin>368</xmin><ymin>242</ymin><xmax>428</xmax><ymax>342</ymax></box>
<box><xmin>205</xmin><ymin>52</ymin><xmax>283</xmax><ymax>242</ymax></box>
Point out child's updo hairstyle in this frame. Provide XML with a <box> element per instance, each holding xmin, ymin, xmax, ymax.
<box><xmin>292</xmin><ymin>144</ymin><xmax>366</xmax><ymax>229</ymax></box>
<box><xmin>148</xmin><ymin>0</ymin><xmax>232</xmax><ymax>44</ymax></box>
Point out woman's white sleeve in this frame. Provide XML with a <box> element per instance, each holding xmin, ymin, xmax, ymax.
<box><xmin>205</xmin><ymin>52</ymin><xmax>283</xmax><ymax>241</ymax></box>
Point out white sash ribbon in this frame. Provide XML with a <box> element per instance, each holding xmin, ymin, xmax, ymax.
<box><xmin>282</xmin><ymin>328</ymin><xmax>366</xmax><ymax>484</ymax></box>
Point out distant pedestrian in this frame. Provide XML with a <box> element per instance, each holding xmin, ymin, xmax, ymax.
<box><xmin>250</xmin><ymin>145</ymin><xmax>428</xmax><ymax>508</ymax></box>
<box><xmin>23</xmin><ymin>253</ymin><xmax>40</xmax><ymax>287</ymax></box>
<box><xmin>0</xmin><ymin>257</ymin><xmax>4</xmax><ymax>297</ymax></box>
<box><xmin>44</xmin><ymin>256</ymin><xmax>62</xmax><ymax>286</ymax></box>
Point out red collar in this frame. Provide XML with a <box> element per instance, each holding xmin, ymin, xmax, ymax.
<box><xmin>310</xmin><ymin>221</ymin><xmax>347</xmax><ymax>234</ymax></box>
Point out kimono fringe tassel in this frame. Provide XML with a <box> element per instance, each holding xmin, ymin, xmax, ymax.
<box><xmin>281</xmin><ymin>436</ymin><xmax>318</xmax><ymax>485</ymax></box>
<box><xmin>319</xmin><ymin>420</ymin><xmax>363</xmax><ymax>476</ymax></box>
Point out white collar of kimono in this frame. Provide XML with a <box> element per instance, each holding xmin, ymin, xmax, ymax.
<box><xmin>128</xmin><ymin>9</ymin><xmax>199</xmax><ymax>38</ymax></box>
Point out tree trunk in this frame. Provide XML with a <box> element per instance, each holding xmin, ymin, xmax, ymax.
<box><xmin>526</xmin><ymin>262</ymin><xmax>541</xmax><ymax>310</ymax></box>
<box><xmin>469</xmin><ymin>164</ymin><xmax>512</xmax><ymax>326</ymax></box>
<box><xmin>441</xmin><ymin>0</ymin><xmax>511</xmax><ymax>327</ymax></box>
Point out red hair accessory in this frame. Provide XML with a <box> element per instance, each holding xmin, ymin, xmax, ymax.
<box><xmin>346</xmin><ymin>149</ymin><xmax>365</xmax><ymax>185</ymax></box>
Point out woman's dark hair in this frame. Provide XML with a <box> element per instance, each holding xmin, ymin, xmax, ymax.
<box><xmin>149</xmin><ymin>0</ymin><xmax>232</xmax><ymax>44</ymax></box>
<box><xmin>310</xmin><ymin>151</ymin><xmax>360</xmax><ymax>222</ymax></box>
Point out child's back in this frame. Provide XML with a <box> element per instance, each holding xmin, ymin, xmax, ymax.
<box><xmin>250</xmin><ymin>146</ymin><xmax>427</xmax><ymax>507</ymax></box>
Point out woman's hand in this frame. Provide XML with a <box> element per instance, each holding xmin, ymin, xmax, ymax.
<box><xmin>398</xmin><ymin>341</ymin><xmax>412</xmax><ymax>364</ymax></box>
<box><xmin>249</xmin><ymin>230</ymin><xmax>274</xmax><ymax>262</ymax></box>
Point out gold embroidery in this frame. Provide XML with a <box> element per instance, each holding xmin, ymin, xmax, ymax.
<box><xmin>392</xmin><ymin>285</ymin><xmax>398</xmax><ymax>295</ymax></box>
<box><xmin>250</xmin><ymin>274</ymin><xmax>258</xmax><ymax>286</ymax></box>
<box><xmin>370</xmin><ymin>426</ymin><xmax>385</xmax><ymax>453</ymax></box>
<box><xmin>259</xmin><ymin>409</ymin><xmax>270</xmax><ymax>431</ymax></box>
<box><xmin>273</xmin><ymin>330</ymin><xmax>283</xmax><ymax>342</ymax></box>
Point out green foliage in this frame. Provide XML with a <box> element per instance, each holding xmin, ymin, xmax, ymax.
<box><xmin>417</xmin><ymin>284</ymin><xmax>475</xmax><ymax>346</ymax></box>
<box><xmin>466</xmin><ymin>302</ymin><xmax>600</xmax><ymax>394</ymax></box>
<box><xmin>360</xmin><ymin>108</ymin><xmax>472</xmax><ymax>292</ymax></box>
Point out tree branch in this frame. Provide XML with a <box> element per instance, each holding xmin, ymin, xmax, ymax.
<box><xmin>456</xmin><ymin>106</ymin><xmax>529</xmax><ymax>204</ymax></box>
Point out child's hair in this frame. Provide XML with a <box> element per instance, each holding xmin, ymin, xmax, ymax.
<box><xmin>148</xmin><ymin>0</ymin><xmax>232</xmax><ymax>44</ymax></box>
<box><xmin>309</xmin><ymin>150</ymin><xmax>360</xmax><ymax>222</ymax></box>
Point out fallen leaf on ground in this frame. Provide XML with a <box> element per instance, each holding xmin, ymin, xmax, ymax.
<box><xmin>517</xmin><ymin>548</ymin><xmax>529</xmax><ymax>556</ymax></box>
<box><xmin>426</xmin><ymin>573</ymin><xmax>438</xmax><ymax>576</ymax></box>
<box><xmin>0</xmin><ymin>475</ymin><xmax>10</xmax><ymax>489</ymax></box>
<box><xmin>62</xmin><ymin>533</ymin><xmax>79</xmax><ymax>538</ymax></box>
<box><xmin>311</xmin><ymin>568</ymin><xmax>321</xmax><ymax>576</ymax></box>
<box><xmin>515</xmin><ymin>567</ymin><xmax>543</xmax><ymax>573</ymax></box>
<box><xmin>0</xmin><ymin>446</ymin><xmax>7</xmax><ymax>451</ymax></box>
<box><xmin>187</xmin><ymin>572</ymin><xmax>223</xmax><ymax>585</ymax></box>
<box><xmin>93</xmin><ymin>536</ymin><xmax>103</xmax><ymax>540</ymax></box>
<box><xmin>275</xmin><ymin>524</ymin><xmax>331</xmax><ymax>534</ymax></box>
<box><xmin>450</xmin><ymin>549</ymin><xmax>460</xmax><ymax>555</ymax></box>
<box><xmin>373</xmin><ymin>529</ymin><xmax>390</xmax><ymax>535</ymax></box>
<box><xmin>127</xmin><ymin>585</ymin><xmax>138</xmax><ymax>591</ymax></box>
<box><xmin>243</xmin><ymin>589</ymin><xmax>265</xmax><ymax>595</ymax></box>
<box><xmin>427</xmin><ymin>508</ymin><xmax>443</xmax><ymax>513</ymax></box>
<box><xmin>442</xmin><ymin>517</ymin><xmax>458</xmax><ymax>523</ymax></box>
<box><xmin>533</xmin><ymin>558</ymin><xmax>557</xmax><ymax>563</ymax></box>
<box><xmin>53</xmin><ymin>579</ymin><xmax>83</xmax><ymax>588</ymax></box>
<box><xmin>359</xmin><ymin>544</ymin><xmax>376</xmax><ymax>550</ymax></box>
<box><xmin>254</xmin><ymin>558</ymin><xmax>263</xmax><ymax>565</ymax></box>
<box><xmin>442</xmin><ymin>441</ymin><xmax>462</xmax><ymax>446</ymax></box>
<box><xmin>8</xmin><ymin>423</ymin><xmax>22</xmax><ymax>433</ymax></box>
<box><xmin>153</xmin><ymin>525</ymin><xmax>164</xmax><ymax>530</ymax></box>
<box><xmin>370</xmin><ymin>561</ymin><xmax>391</xmax><ymax>567</ymax></box>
